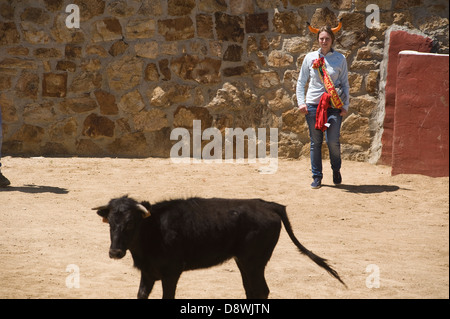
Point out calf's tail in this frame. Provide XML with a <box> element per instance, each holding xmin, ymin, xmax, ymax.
<box><xmin>273</xmin><ymin>203</ymin><xmax>347</xmax><ymax>288</ymax></box>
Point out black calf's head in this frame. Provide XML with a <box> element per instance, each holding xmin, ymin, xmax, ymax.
<box><xmin>93</xmin><ymin>196</ymin><xmax>151</xmax><ymax>259</ymax></box>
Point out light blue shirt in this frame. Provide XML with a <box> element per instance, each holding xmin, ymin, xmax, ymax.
<box><xmin>296</xmin><ymin>48</ymin><xmax>350</xmax><ymax>111</ymax></box>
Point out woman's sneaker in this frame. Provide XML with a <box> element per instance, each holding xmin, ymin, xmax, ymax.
<box><xmin>311</xmin><ymin>177</ymin><xmax>322</xmax><ymax>189</ymax></box>
<box><xmin>333</xmin><ymin>170</ymin><xmax>342</xmax><ymax>185</ymax></box>
<box><xmin>0</xmin><ymin>172</ymin><xmax>10</xmax><ymax>187</ymax></box>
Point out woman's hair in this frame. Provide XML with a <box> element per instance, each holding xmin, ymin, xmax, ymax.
<box><xmin>317</xmin><ymin>26</ymin><xmax>335</xmax><ymax>44</ymax></box>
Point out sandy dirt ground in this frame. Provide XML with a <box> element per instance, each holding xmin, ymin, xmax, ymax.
<box><xmin>0</xmin><ymin>156</ymin><xmax>448</xmax><ymax>299</ymax></box>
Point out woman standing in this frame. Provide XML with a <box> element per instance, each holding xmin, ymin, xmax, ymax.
<box><xmin>296</xmin><ymin>25</ymin><xmax>350</xmax><ymax>189</ymax></box>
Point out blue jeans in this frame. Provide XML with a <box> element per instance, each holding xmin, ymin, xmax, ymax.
<box><xmin>305</xmin><ymin>104</ymin><xmax>343</xmax><ymax>179</ymax></box>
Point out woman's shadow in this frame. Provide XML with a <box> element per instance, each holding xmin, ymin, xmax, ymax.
<box><xmin>323</xmin><ymin>184</ymin><xmax>402</xmax><ymax>194</ymax></box>
<box><xmin>0</xmin><ymin>184</ymin><xmax>69</xmax><ymax>194</ymax></box>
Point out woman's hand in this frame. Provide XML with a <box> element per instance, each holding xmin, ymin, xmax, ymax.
<box><xmin>340</xmin><ymin>108</ymin><xmax>348</xmax><ymax>117</ymax></box>
<box><xmin>299</xmin><ymin>104</ymin><xmax>308</xmax><ymax>114</ymax></box>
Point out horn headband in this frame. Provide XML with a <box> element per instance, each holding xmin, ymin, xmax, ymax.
<box><xmin>307</xmin><ymin>19</ymin><xmax>342</xmax><ymax>34</ymax></box>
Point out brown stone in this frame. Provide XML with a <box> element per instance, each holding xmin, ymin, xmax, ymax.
<box><xmin>20</xmin><ymin>20</ymin><xmax>50</xmax><ymax>44</ymax></box>
<box><xmin>282</xmin><ymin>37</ymin><xmax>311</xmax><ymax>54</ymax></box>
<box><xmin>56</xmin><ymin>60</ymin><xmax>77</xmax><ymax>72</ymax></box>
<box><xmin>0</xmin><ymin>58</ymin><xmax>37</xmax><ymax>70</ymax></box>
<box><xmin>107</xmin><ymin>132</ymin><xmax>150</xmax><ymax>157</ymax></box>
<box><xmin>94</xmin><ymin>90</ymin><xmax>119</xmax><ymax>115</ymax></box>
<box><xmin>137</xmin><ymin>0</ymin><xmax>163</xmax><ymax>16</ymax></box>
<box><xmin>223</xmin><ymin>61</ymin><xmax>257</xmax><ymax>77</ymax></box>
<box><xmin>348</xmin><ymin>72</ymin><xmax>363</xmax><ymax>94</ymax></box>
<box><xmin>245</xmin><ymin>13</ymin><xmax>269</xmax><ymax>33</ymax></box>
<box><xmin>109</xmin><ymin>40</ymin><xmax>129</xmax><ymax>56</ymax></box>
<box><xmin>310</xmin><ymin>7</ymin><xmax>339</xmax><ymax>29</ymax></box>
<box><xmin>146</xmin><ymin>128</ymin><xmax>173</xmax><ymax>157</ymax></box>
<box><xmin>281</xmin><ymin>108</ymin><xmax>308</xmax><ymax>137</ymax></box>
<box><xmin>148</xmin><ymin>83</ymin><xmax>192</xmax><ymax>108</ymax></box>
<box><xmin>338</xmin><ymin>12</ymin><xmax>366</xmax><ymax>31</ymax></box>
<box><xmin>83</xmin><ymin>113</ymin><xmax>115</xmax><ymax>138</ymax></box>
<box><xmin>106</xmin><ymin>55</ymin><xmax>143</xmax><ymax>92</ymax></box>
<box><xmin>158</xmin><ymin>59</ymin><xmax>171</xmax><ymax>81</ymax></box>
<box><xmin>173</xmin><ymin>106</ymin><xmax>213</xmax><ymax>129</ymax></box>
<box><xmin>107</xmin><ymin>0</ymin><xmax>136</xmax><ymax>17</ymax></box>
<box><xmin>70</xmin><ymin>71</ymin><xmax>102</xmax><ymax>93</ymax></box>
<box><xmin>266</xmin><ymin>88</ymin><xmax>294</xmax><ymax>113</ymax></box>
<box><xmin>1</xmin><ymin>22</ymin><xmax>20</xmax><ymax>45</ymax></box>
<box><xmin>65</xmin><ymin>44</ymin><xmax>82</xmax><ymax>59</ymax></box>
<box><xmin>76</xmin><ymin>139</ymin><xmax>107</xmax><ymax>156</ymax></box>
<box><xmin>273</xmin><ymin>11</ymin><xmax>302</xmax><ymax>34</ymax></box>
<box><xmin>11</xmin><ymin>124</ymin><xmax>45</xmax><ymax>144</ymax></box>
<box><xmin>168</xmin><ymin>0</ymin><xmax>195</xmax><ymax>16</ymax></box>
<box><xmin>0</xmin><ymin>2</ymin><xmax>15</xmax><ymax>19</ymax></box>
<box><xmin>170</xmin><ymin>55</ymin><xmax>221</xmax><ymax>84</ymax></box>
<box><xmin>135</xmin><ymin>42</ymin><xmax>158</xmax><ymax>59</ymax></box>
<box><xmin>16</xmin><ymin>71</ymin><xmax>39</xmax><ymax>99</ymax></box>
<box><xmin>50</xmin><ymin>13</ymin><xmax>85</xmax><ymax>44</ymax></box>
<box><xmin>0</xmin><ymin>73</ymin><xmax>13</xmax><ymax>91</ymax></box>
<box><xmin>349</xmin><ymin>95</ymin><xmax>376</xmax><ymax>117</ymax></box>
<box><xmin>158</xmin><ymin>17</ymin><xmax>195</xmax><ymax>41</ymax></box>
<box><xmin>145</xmin><ymin>63</ymin><xmax>160</xmax><ymax>82</ymax></box>
<box><xmin>23</xmin><ymin>101</ymin><xmax>56</xmax><ymax>124</ymax></box>
<box><xmin>81</xmin><ymin>59</ymin><xmax>101</xmax><ymax>72</ymax></box>
<box><xmin>118</xmin><ymin>90</ymin><xmax>145</xmax><ymax>114</ymax></box>
<box><xmin>0</xmin><ymin>93</ymin><xmax>18</xmax><ymax>122</ymax></box>
<box><xmin>7</xmin><ymin>46</ymin><xmax>29</xmax><ymax>56</ymax></box>
<box><xmin>215</xmin><ymin>13</ymin><xmax>244</xmax><ymax>43</ymax></box>
<box><xmin>252</xmin><ymin>71</ymin><xmax>281</xmax><ymax>89</ymax></box>
<box><xmin>49</xmin><ymin>118</ymin><xmax>78</xmax><ymax>142</ymax></box>
<box><xmin>223</xmin><ymin>45</ymin><xmax>243</xmax><ymax>62</ymax></box>
<box><xmin>20</xmin><ymin>7</ymin><xmax>51</xmax><ymax>25</ymax></box>
<box><xmin>59</xmin><ymin>96</ymin><xmax>98</xmax><ymax>113</ymax></box>
<box><xmin>86</xmin><ymin>45</ymin><xmax>109</xmax><ymax>57</ymax></box>
<box><xmin>267</xmin><ymin>50</ymin><xmax>293</xmax><ymax>67</ymax></box>
<box><xmin>365</xmin><ymin>70</ymin><xmax>379</xmax><ymax>95</ymax></box>
<box><xmin>230</xmin><ymin>0</ymin><xmax>253</xmax><ymax>14</ymax></box>
<box><xmin>126</xmin><ymin>18</ymin><xmax>156</xmax><ymax>39</ymax></box>
<box><xmin>133</xmin><ymin>109</ymin><xmax>169</xmax><ymax>132</ymax></box>
<box><xmin>341</xmin><ymin>113</ymin><xmax>371</xmax><ymax>147</ymax></box>
<box><xmin>42</xmin><ymin>73</ymin><xmax>67</xmax><ymax>97</ymax></box>
<box><xmin>207</xmin><ymin>82</ymin><xmax>257</xmax><ymax>112</ymax></box>
<box><xmin>198</xmin><ymin>0</ymin><xmax>228</xmax><ymax>13</ymax></box>
<box><xmin>92</xmin><ymin>18</ymin><xmax>122</xmax><ymax>42</ymax></box>
<box><xmin>196</xmin><ymin>14</ymin><xmax>214</xmax><ymax>39</ymax></box>
<box><xmin>74</xmin><ymin>0</ymin><xmax>105</xmax><ymax>21</ymax></box>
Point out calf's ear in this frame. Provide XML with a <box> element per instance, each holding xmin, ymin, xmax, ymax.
<box><xmin>92</xmin><ymin>205</ymin><xmax>109</xmax><ymax>223</ymax></box>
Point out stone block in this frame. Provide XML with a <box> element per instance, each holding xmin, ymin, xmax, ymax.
<box><xmin>106</xmin><ymin>55</ymin><xmax>143</xmax><ymax>92</ymax></box>
<box><xmin>158</xmin><ymin>17</ymin><xmax>195</xmax><ymax>41</ymax></box>
<box><xmin>42</xmin><ymin>73</ymin><xmax>67</xmax><ymax>97</ymax></box>
<box><xmin>215</xmin><ymin>13</ymin><xmax>244</xmax><ymax>43</ymax></box>
<box><xmin>83</xmin><ymin>113</ymin><xmax>115</xmax><ymax>138</ymax></box>
<box><xmin>92</xmin><ymin>18</ymin><xmax>122</xmax><ymax>42</ymax></box>
<box><xmin>245</xmin><ymin>13</ymin><xmax>269</xmax><ymax>33</ymax></box>
<box><xmin>126</xmin><ymin>18</ymin><xmax>156</xmax><ymax>39</ymax></box>
<box><xmin>0</xmin><ymin>22</ymin><xmax>20</xmax><ymax>45</ymax></box>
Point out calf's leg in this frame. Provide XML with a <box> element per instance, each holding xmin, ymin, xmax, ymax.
<box><xmin>161</xmin><ymin>274</ymin><xmax>181</xmax><ymax>299</ymax></box>
<box><xmin>137</xmin><ymin>272</ymin><xmax>155</xmax><ymax>299</ymax></box>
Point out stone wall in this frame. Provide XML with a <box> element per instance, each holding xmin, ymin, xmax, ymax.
<box><xmin>1</xmin><ymin>0</ymin><xmax>449</xmax><ymax>160</ymax></box>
